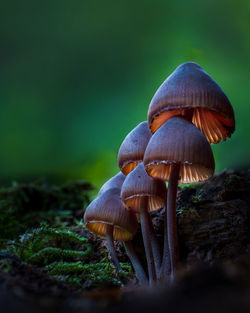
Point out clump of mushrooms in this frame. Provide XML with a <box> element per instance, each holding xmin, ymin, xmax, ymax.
<box><xmin>121</xmin><ymin>163</ymin><xmax>167</xmax><ymax>284</ymax></box>
<box><xmin>118</xmin><ymin>121</ymin><xmax>167</xmax><ymax>284</ymax></box>
<box><xmin>83</xmin><ymin>62</ymin><xmax>235</xmax><ymax>285</ymax></box>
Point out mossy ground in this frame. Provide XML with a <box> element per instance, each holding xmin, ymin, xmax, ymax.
<box><xmin>1</xmin><ymin>170</ymin><xmax>250</xmax><ymax>313</ymax></box>
<box><xmin>0</xmin><ymin>180</ymin><xmax>132</xmax><ymax>293</ymax></box>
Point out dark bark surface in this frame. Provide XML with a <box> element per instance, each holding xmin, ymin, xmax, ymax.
<box><xmin>1</xmin><ymin>170</ymin><xmax>250</xmax><ymax>313</ymax></box>
<box><xmin>163</xmin><ymin>169</ymin><xmax>250</xmax><ymax>265</ymax></box>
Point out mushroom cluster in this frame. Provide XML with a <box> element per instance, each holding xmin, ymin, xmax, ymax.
<box><xmin>83</xmin><ymin>62</ymin><xmax>235</xmax><ymax>286</ymax></box>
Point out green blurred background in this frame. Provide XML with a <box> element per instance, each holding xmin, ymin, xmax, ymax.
<box><xmin>0</xmin><ymin>0</ymin><xmax>249</xmax><ymax>189</ymax></box>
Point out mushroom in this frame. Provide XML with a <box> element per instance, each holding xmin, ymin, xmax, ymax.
<box><xmin>98</xmin><ymin>171</ymin><xmax>125</xmax><ymax>196</ymax></box>
<box><xmin>144</xmin><ymin>117</ymin><xmax>215</xmax><ymax>279</ymax></box>
<box><xmin>148</xmin><ymin>62</ymin><xmax>235</xmax><ymax>143</ymax></box>
<box><xmin>121</xmin><ymin>163</ymin><xmax>168</xmax><ymax>282</ymax></box>
<box><xmin>118</xmin><ymin>121</ymin><xmax>152</xmax><ymax>175</ymax></box>
<box><xmin>84</xmin><ymin>187</ymin><xmax>147</xmax><ymax>284</ymax></box>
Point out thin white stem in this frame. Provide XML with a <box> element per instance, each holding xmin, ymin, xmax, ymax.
<box><xmin>140</xmin><ymin>196</ymin><xmax>156</xmax><ymax>286</ymax></box>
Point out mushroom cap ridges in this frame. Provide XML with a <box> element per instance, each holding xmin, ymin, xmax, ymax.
<box><xmin>144</xmin><ymin>117</ymin><xmax>215</xmax><ymax>183</ymax></box>
<box><xmin>84</xmin><ymin>188</ymin><xmax>138</xmax><ymax>241</ymax></box>
<box><xmin>98</xmin><ymin>172</ymin><xmax>126</xmax><ymax>196</ymax></box>
<box><xmin>118</xmin><ymin>121</ymin><xmax>152</xmax><ymax>175</ymax></box>
<box><xmin>121</xmin><ymin>163</ymin><xmax>167</xmax><ymax>212</ymax></box>
<box><xmin>148</xmin><ymin>62</ymin><xmax>235</xmax><ymax>143</ymax></box>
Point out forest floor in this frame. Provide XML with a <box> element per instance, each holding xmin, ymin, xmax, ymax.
<box><xmin>0</xmin><ymin>170</ymin><xmax>250</xmax><ymax>313</ymax></box>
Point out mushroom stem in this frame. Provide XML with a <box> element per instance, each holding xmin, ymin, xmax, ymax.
<box><xmin>140</xmin><ymin>196</ymin><xmax>156</xmax><ymax>286</ymax></box>
<box><xmin>148</xmin><ymin>214</ymin><xmax>162</xmax><ymax>279</ymax></box>
<box><xmin>159</xmin><ymin>205</ymin><xmax>171</xmax><ymax>280</ymax></box>
<box><xmin>167</xmin><ymin>163</ymin><xmax>180</xmax><ymax>280</ymax></box>
<box><xmin>124</xmin><ymin>240</ymin><xmax>148</xmax><ymax>285</ymax></box>
<box><xmin>106</xmin><ymin>224</ymin><xmax>122</xmax><ymax>272</ymax></box>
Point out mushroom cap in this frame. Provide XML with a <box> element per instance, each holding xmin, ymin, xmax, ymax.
<box><xmin>148</xmin><ymin>62</ymin><xmax>235</xmax><ymax>143</ymax></box>
<box><xmin>144</xmin><ymin>117</ymin><xmax>215</xmax><ymax>183</ymax></box>
<box><xmin>121</xmin><ymin>163</ymin><xmax>167</xmax><ymax>213</ymax></box>
<box><xmin>84</xmin><ymin>188</ymin><xmax>138</xmax><ymax>241</ymax></box>
<box><xmin>98</xmin><ymin>172</ymin><xmax>126</xmax><ymax>196</ymax></box>
<box><xmin>118</xmin><ymin>121</ymin><xmax>152</xmax><ymax>175</ymax></box>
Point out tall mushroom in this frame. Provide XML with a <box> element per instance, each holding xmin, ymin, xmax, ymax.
<box><xmin>84</xmin><ymin>187</ymin><xmax>147</xmax><ymax>284</ymax></box>
<box><xmin>144</xmin><ymin>117</ymin><xmax>215</xmax><ymax>279</ymax></box>
<box><xmin>148</xmin><ymin>62</ymin><xmax>235</xmax><ymax>143</ymax></box>
<box><xmin>121</xmin><ymin>163</ymin><xmax>168</xmax><ymax>281</ymax></box>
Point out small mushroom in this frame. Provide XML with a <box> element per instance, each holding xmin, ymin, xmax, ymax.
<box><xmin>121</xmin><ymin>163</ymin><xmax>168</xmax><ymax>282</ymax></box>
<box><xmin>84</xmin><ymin>187</ymin><xmax>147</xmax><ymax>284</ymax></box>
<box><xmin>144</xmin><ymin>117</ymin><xmax>215</xmax><ymax>279</ymax></box>
<box><xmin>98</xmin><ymin>171</ymin><xmax>125</xmax><ymax>196</ymax></box>
<box><xmin>118</xmin><ymin>121</ymin><xmax>152</xmax><ymax>175</ymax></box>
<box><xmin>148</xmin><ymin>62</ymin><xmax>235</xmax><ymax>143</ymax></box>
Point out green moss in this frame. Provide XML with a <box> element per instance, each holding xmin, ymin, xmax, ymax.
<box><xmin>46</xmin><ymin>261</ymin><xmax>132</xmax><ymax>280</ymax></box>
<box><xmin>177</xmin><ymin>206</ymin><xmax>200</xmax><ymax>218</ymax></box>
<box><xmin>225</xmin><ymin>174</ymin><xmax>241</xmax><ymax>187</ymax></box>
<box><xmin>0</xmin><ymin>259</ymin><xmax>12</xmax><ymax>273</ymax></box>
<box><xmin>191</xmin><ymin>187</ymin><xmax>204</xmax><ymax>203</ymax></box>
<box><xmin>177</xmin><ymin>207</ymin><xmax>187</xmax><ymax>215</ymax></box>
<box><xmin>0</xmin><ymin>180</ymin><xmax>92</xmax><ymax>241</ymax></box>
<box><xmin>179</xmin><ymin>182</ymin><xmax>198</xmax><ymax>189</ymax></box>
<box><xmin>0</xmin><ymin>180</ymin><xmax>132</xmax><ymax>291</ymax></box>
<box><xmin>0</xmin><ymin>201</ymin><xmax>21</xmax><ymax>243</ymax></box>
<box><xmin>28</xmin><ymin>247</ymin><xmax>91</xmax><ymax>265</ymax></box>
<box><xmin>46</xmin><ymin>261</ymin><xmax>132</xmax><ymax>288</ymax></box>
<box><xmin>8</xmin><ymin>222</ymin><xmax>90</xmax><ymax>265</ymax></box>
<box><xmin>1</xmin><ymin>222</ymin><xmax>132</xmax><ymax>290</ymax></box>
